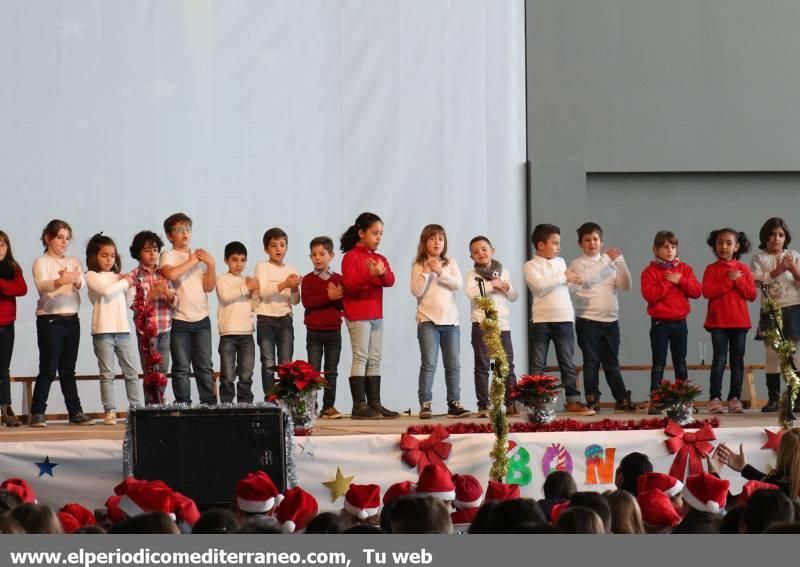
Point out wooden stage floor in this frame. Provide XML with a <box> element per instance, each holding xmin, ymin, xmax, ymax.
<box><xmin>0</xmin><ymin>409</ymin><xmax>784</xmax><ymax>443</ymax></box>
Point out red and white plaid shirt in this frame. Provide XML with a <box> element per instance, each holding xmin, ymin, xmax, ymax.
<box><xmin>129</xmin><ymin>265</ymin><xmax>177</xmax><ymax>335</ymax></box>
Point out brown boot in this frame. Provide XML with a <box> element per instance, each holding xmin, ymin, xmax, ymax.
<box><xmin>1</xmin><ymin>405</ymin><xmax>21</xmax><ymax>427</ymax></box>
<box><xmin>349</xmin><ymin>377</ymin><xmax>382</xmax><ymax>420</ymax></box>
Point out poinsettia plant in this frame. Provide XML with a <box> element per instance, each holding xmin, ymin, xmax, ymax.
<box><xmin>267</xmin><ymin>360</ymin><xmax>327</xmax><ymax>402</ymax></box>
<box><xmin>508</xmin><ymin>374</ymin><xmax>562</xmax><ymax>405</ymax></box>
<box><xmin>650</xmin><ymin>378</ymin><xmax>703</xmax><ymax>407</ymax></box>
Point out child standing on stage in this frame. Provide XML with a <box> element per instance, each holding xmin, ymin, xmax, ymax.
<box><xmin>465</xmin><ymin>235</ymin><xmax>518</xmax><ymax>418</ymax></box>
<box><xmin>30</xmin><ymin>219</ymin><xmax>93</xmax><ymax>427</ymax></box>
<box><xmin>85</xmin><ymin>233</ymin><xmax>143</xmax><ymax>424</ymax></box>
<box><xmin>160</xmin><ymin>212</ymin><xmax>217</xmax><ymax>405</ymax></box>
<box><xmin>340</xmin><ymin>212</ymin><xmax>397</xmax><ymax>420</ymax></box>
<box><xmin>216</xmin><ymin>241</ymin><xmax>258</xmax><ymax>404</ymax></box>
<box><xmin>524</xmin><ymin>223</ymin><xmax>595</xmax><ymax>416</ymax></box>
<box><xmin>129</xmin><ymin>231</ymin><xmax>176</xmax><ymax>376</ymax></box>
<box><xmin>702</xmin><ymin>228</ymin><xmax>756</xmax><ymax>414</ymax></box>
<box><xmin>411</xmin><ymin>224</ymin><xmax>470</xmax><ymax>420</ymax></box>
<box><xmin>255</xmin><ymin>228</ymin><xmax>300</xmax><ymax>399</ymax></box>
<box><xmin>568</xmin><ymin>222</ymin><xmax>638</xmax><ymax>412</ymax></box>
<box><xmin>301</xmin><ymin>236</ymin><xmax>345</xmax><ymax>419</ymax></box>
<box><xmin>751</xmin><ymin>217</ymin><xmax>800</xmax><ymax>413</ymax></box>
<box><xmin>0</xmin><ymin>231</ymin><xmax>27</xmax><ymax>427</ymax></box>
<box><xmin>640</xmin><ymin>230</ymin><xmax>701</xmax><ymax>413</ymax></box>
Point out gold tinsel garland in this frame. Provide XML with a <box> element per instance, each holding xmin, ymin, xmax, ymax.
<box><xmin>475</xmin><ymin>295</ymin><xmax>510</xmax><ymax>481</ymax></box>
<box><xmin>763</xmin><ymin>296</ymin><xmax>800</xmax><ymax>429</ymax></box>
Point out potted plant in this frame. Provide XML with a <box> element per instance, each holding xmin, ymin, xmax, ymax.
<box><xmin>650</xmin><ymin>379</ymin><xmax>703</xmax><ymax>425</ymax></box>
<box><xmin>508</xmin><ymin>374</ymin><xmax>563</xmax><ymax>424</ymax></box>
<box><xmin>267</xmin><ymin>360</ymin><xmax>327</xmax><ymax>433</ymax></box>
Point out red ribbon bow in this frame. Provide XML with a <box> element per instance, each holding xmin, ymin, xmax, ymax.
<box><xmin>664</xmin><ymin>421</ymin><xmax>716</xmax><ymax>481</ymax></box>
<box><xmin>399</xmin><ymin>424</ymin><xmax>452</xmax><ymax>472</ymax></box>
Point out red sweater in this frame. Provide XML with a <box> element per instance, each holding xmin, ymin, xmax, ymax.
<box><xmin>301</xmin><ymin>272</ymin><xmax>344</xmax><ymax>331</ymax></box>
<box><xmin>341</xmin><ymin>244</ymin><xmax>395</xmax><ymax>321</ymax></box>
<box><xmin>641</xmin><ymin>261</ymin><xmax>702</xmax><ymax>320</ymax></box>
<box><xmin>0</xmin><ymin>266</ymin><xmax>28</xmax><ymax>326</ymax></box>
<box><xmin>702</xmin><ymin>260</ymin><xmax>757</xmax><ymax>329</ymax></box>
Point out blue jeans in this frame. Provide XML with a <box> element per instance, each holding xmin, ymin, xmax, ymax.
<box><xmin>31</xmin><ymin>315</ymin><xmax>84</xmax><ymax>416</ymax></box>
<box><xmin>709</xmin><ymin>328</ymin><xmax>747</xmax><ymax>400</ymax></box>
<box><xmin>0</xmin><ymin>323</ymin><xmax>14</xmax><ymax>405</ymax></box>
<box><xmin>218</xmin><ymin>334</ymin><xmax>255</xmax><ymax>403</ymax></box>
<box><xmin>417</xmin><ymin>322</ymin><xmax>461</xmax><ymax>403</ymax></box>
<box><xmin>471</xmin><ymin>324</ymin><xmax>516</xmax><ymax>408</ymax></box>
<box><xmin>307</xmin><ymin>329</ymin><xmax>342</xmax><ymax>409</ymax></box>
<box><xmin>346</xmin><ymin>319</ymin><xmax>383</xmax><ymax>376</ymax></box>
<box><xmin>93</xmin><ymin>333</ymin><xmax>143</xmax><ymax>412</ymax></box>
<box><xmin>170</xmin><ymin>317</ymin><xmax>216</xmax><ymax>404</ymax></box>
<box><xmin>257</xmin><ymin>315</ymin><xmax>294</xmax><ymax>398</ymax></box>
<box><xmin>529</xmin><ymin>322</ymin><xmax>580</xmax><ymax>401</ymax></box>
<box><xmin>575</xmin><ymin>318</ymin><xmax>628</xmax><ymax>402</ymax></box>
<box><xmin>649</xmin><ymin>318</ymin><xmax>688</xmax><ymax>391</ymax></box>
<box><xmin>137</xmin><ymin>331</ymin><xmax>171</xmax><ymax>376</ymax></box>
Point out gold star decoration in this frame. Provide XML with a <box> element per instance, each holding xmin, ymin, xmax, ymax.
<box><xmin>322</xmin><ymin>467</ymin><xmax>355</xmax><ymax>503</ymax></box>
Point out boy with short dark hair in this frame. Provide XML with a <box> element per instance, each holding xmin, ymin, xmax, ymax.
<box><xmin>216</xmin><ymin>241</ymin><xmax>259</xmax><ymax>404</ymax></box>
<box><xmin>255</xmin><ymin>228</ymin><xmax>301</xmax><ymax>398</ymax></box>
<box><xmin>523</xmin><ymin>224</ymin><xmax>594</xmax><ymax>416</ymax></box>
<box><xmin>159</xmin><ymin>212</ymin><xmax>217</xmax><ymax>405</ymax></box>
<box><xmin>568</xmin><ymin>222</ymin><xmax>639</xmax><ymax>412</ymax></box>
<box><xmin>128</xmin><ymin>230</ymin><xmax>177</xmax><ymax>377</ymax></box>
<box><xmin>301</xmin><ymin>237</ymin><xmax>345</xmax><ymax>418</ymax></box>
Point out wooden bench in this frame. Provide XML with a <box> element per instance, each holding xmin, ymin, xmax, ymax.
<box><xmin>9</xmin><ymin>373</ymin><xmax>222</xmax><ymax>422</ymax></box>
<box><xmin>543</xmin><ymin>364</ymin><xmax>764</xmax><ymax>409</ymax></box>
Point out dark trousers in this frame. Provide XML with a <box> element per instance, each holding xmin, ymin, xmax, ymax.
<box><xmin>529</xmin><ymin>322</ymin><xmax>580</xmax><ymax>401</ymax></box>
<box><xmin>649</xmin><ymin>318</ymin><xmax>688</xmax><ymax>392</ymax></box>
<box><xmin>0</xmin><ymin>323</ymin><xmax>14</xmax><ymax>405</ymax></box>
<box><xmin>471</xmin><ymin>324</ymin><xmax>516</xmax><ymax>408</ymax></box>
<box><xmin>709</xmin><ymin>328</ymin><xmax>747</xmax><ymax>400</ymax></box>
<box><xmin>31</xmin><ymin>315</ymin><xmax>83</xmax><ymax>416</ymax></box>
<box><xmin>170</xmin><ymin>317</ymin><xmax>216</xmax><ymax>404</ymax></box>
<box><xmin>218</xmin><ymin>334</ymin><xmax>255</xmax><ymax>404</ymax></box>
<box><xmin>306</xmin><ymin>329</ymin><xmax>342</xmax><ymax>409</ymax></box>
<box><xmin>257</xmin><ymin>315</ymin><xmax>294</xmax><ymax>397</ymax></box>
<box><xmin>575</xmin><ymin>318</ymin><xmax>628</xmax><ymax>401</ymax></box>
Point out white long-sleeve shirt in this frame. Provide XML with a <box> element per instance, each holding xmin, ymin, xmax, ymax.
<box><xmin>751</xmin><ymin>250</ymin><xmax>800</xmax><ymax>308</ymax></box>
<box><xmin>568</xmin><ymin>253</ymin><xmax>631</xmax><ymax>322</ymax></box>
<box><xmin>254</xmin><ymin>261</ymin><xmax>300</xmax><ymax>317</ymax></box>
<box><xmin>85</xmin><ymin>271</ymin><xmax>132</xmax><ymax>334</ymax></box>
<box><xmin>160</xmin><ymin>249</ymin><xmax>209</xmax><ymax>322</ymax></box>
<box><xmin>410</xmin><ymin>258</ymin><xmax>462</xmax><ymax>325</ymax></box>
<box><xmin>32</xmin><ymin>254</ymin><xmax>85</xmax><ymax>316</ymax></box>
<box><xmin>464</xmin><ymin>268</ymin><xmax>518</xmax><ymax>331</ymax></box>
<box><xmin>523</xmin><ymin>255</ymin><xmax>574</xmax><ymax>323</ymax></box>
<box><xmin>216</xmin><ymin>272</ymin><xmax>257</xmax><ymax>335</ymax></box>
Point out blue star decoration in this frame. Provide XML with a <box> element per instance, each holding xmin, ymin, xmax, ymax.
<box><xmin>35</xmin><ymin>456</ymin><xmax>58</xmax><ymax>478</ymax></box>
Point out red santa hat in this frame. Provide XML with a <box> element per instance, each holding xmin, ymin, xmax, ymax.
<box><xmin>550</xmin><ymin>501</ymin><xmax>570</xmax><ymax>523</ymax></box>
<box><xmin>451</xmin><ymin>507</ymin><xmax>480</xmax><ymax>526</ymax></box>
<box><xmin>172</xmin><ymin>491</ymin><xmax>201</xmax><ymax>530</ymax></box>
<box><xmin>236</xmin><ymin>471</ymin><xmax>282</xmax><ymax>514</ymax></box>
<box><xmin>113</xmin><ymin>477</ymin><xmax>147</xmax><ymax>496</ymax></box>
<box><xmin>118</xmin><ymin>481</ymin><xmax>175</xmax><ymax>519</ymax></box>
<box><xmin>57</xmin><ymin>511</ymin><xmax>80</xmax><ymax>534</ymax></box>
<box><xmin>383</xmin><ymin>481</ymin><xmax>415</xmax><ymax>506</ymax></box>
<box><xmin>452</xmin><ymin>475</ymin><xmax>483</xmax><ymax>510</ymax></box>
<box><xmin>484</xmin><ymin>480</ymin><xmax>520</xmax><ymax>502</ymax></box>
<box><xmin>1</xmin><ymin>478</ymin><xmax>36</xmax><ymax>504</ymax></box>
<box><xmin>105</xmin><ymin>495</ymin><xmax>126</xmax><ymax>524</ymax></box>
<box><xmin>637</xmin><ymin>472</ymin><xmax>684</xmax><ymax>498</ymax></box>
<box><xmin>415</xmin><ymin>465</ymin><xmax>456</xmax><ymax>501</ymax></box>
<box><xmin>736</xmin><ymin>480</ymin><xmax>780</xmax><ymax>507</ymax></box>
<box><xmin>343</xmin><ymin>484</ymin><xmax>381</xmax><ymax>520</ymax></box>
<box><xmin>59</xmin><ymin>503</ymin><xmax>95</xmax><ymax>530</ymax></box>
<box><xmin>276</xmin><ymin>487</ymin><xmax>318</xmax><ymax>533</ymax></box>
<box><xmin>637</xmin><ymin>489</ymin><xmax>682</xmax><ymax>528</ymax></box>
<box><xmin>682</xmin><ymin>471</ymin><xmax>729</xmax><ymax>514</ymax></box>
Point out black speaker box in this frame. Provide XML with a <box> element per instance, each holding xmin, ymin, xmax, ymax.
<box><xmin>130</xmin><ymin>406</ymin><xmax>288</xmax><ymax>508</ymax></box>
